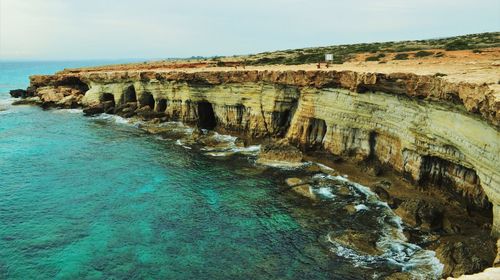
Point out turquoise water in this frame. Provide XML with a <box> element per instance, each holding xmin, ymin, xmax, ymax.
<box><xmin>0</xmin><ymin>62</ymin><xmax>442</xmax><ymax>279</ymax></box>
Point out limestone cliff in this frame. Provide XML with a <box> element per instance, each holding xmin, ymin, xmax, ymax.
<box><xmin>26</xmin><ymin>69</ymin><xmax>500</xmax><ymax>237</ymax></box>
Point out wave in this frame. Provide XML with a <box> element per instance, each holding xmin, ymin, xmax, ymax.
<box><xmin>89</xmin><ymin>113</ymin><xmax>134</xmax><ymax>126</ymax></box>
<box><xmin>53</xmin><ymin>108</ymin><xmax>83</xmax><ymax>114</ymax></box>
<box><xmin>315</xmin><ymin>172</ymin><xmax>443</xmax><ymax>279</ymax></box>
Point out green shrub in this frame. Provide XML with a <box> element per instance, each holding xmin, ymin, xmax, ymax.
<box><xmin>394</xmin><ymin>53</ymin><xmax>409</xmax><ymax>60</ymax></box>
<box><xmin>365</xmin><ymin>56</ymin><xmax>380</xmax><ymax>61</ymax></box>
<box><xmin>414</xmin><ymin>50</ymin><xmax>433</xmax><ymax>57</ymax></box>
<box><xmin>445</xmin><ymin>40</ymin><xmax>470</xmax><ymax>50</ymax></box>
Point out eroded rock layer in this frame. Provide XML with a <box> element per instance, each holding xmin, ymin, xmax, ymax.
<box><xmin>27</xmin><ymin>70</ymin><xmax>500</xmax><ymax>236</ymax></box>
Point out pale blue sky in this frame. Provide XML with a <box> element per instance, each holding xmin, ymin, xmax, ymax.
<box><xmin>1</xmin><ymin>0</ymin><xmax>499</xmax><ymax>60</ymax></box>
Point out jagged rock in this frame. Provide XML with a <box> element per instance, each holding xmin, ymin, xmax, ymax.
<box><xmin>12</xmin><ymin>97</ymin><xmax>40</xmax><ymax>105</ymax></box>
<box><xmin>9</xmin><ymin>89</ymin><xmax>31</xmax><ymax>98</ymax></box>
<box><xmin>329</xmin><ymin>230</ymin><xmax>382</xmax><ymax>256</ymax></box>
<box><xmin>395</xmin><ymin>199</ymin><xmax>444</xmax><ymax>231</ymax></box>
<box><xmin>436</xmin><ymin>237</ymin><xmax>496</xmax><ymax>277</ymax></box>
<box><xmin>257</xmin><ymin>140</ymin><xmax>303</xmax><ymax>165</ymax></box>
<box><xmin>83</xmin><ymin>105</ymin><xmax>104</xmax><ymax>116</ymax></box>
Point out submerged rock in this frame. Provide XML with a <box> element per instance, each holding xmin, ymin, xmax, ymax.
<box><xmin>292</xmin><ymin>184</ymin><xmax>316</xmax><ymax>200</ymax></box>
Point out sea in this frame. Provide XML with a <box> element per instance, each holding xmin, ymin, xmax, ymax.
<box><xmin>0</xmin><ymin>61</ymin><xmax>443</xmax><ymax>279</ymax></box>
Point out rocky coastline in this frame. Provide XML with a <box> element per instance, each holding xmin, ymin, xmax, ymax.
<box><xmin>10</xmin><ymin>67</ymin><xmax>500</xmax><ymax>278</ymax></box>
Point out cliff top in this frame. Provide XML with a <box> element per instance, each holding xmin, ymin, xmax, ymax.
<box><xmin>59</xmin><ymin>48</ymin><xmax>500</xmax><ymax>90</ymax></box>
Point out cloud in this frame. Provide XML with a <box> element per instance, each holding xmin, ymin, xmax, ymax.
<box><xmin>0</xmin><ymin>0</ymin><xmax>498</xmax><ymax>60</ymax></box>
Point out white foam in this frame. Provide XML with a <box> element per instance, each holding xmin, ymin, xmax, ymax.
<box><xmin>316</xmin><ymin>187</ymin><xmax>335</xmax><ymax>199</ymax></box>
<box><xmin>319</xmin><ymin>174</ymin><xmax>444</xmax><ymax>278</ymax></box>
<box><xmin>54</xmin><ymin>108</ymin><xmax>83</xmax><ymax>114</ymax></box>
<box><xmin>354</xmin><ymin>204</ymin><xmax>369</xmax><ymax>211</ymax></box>
<box><xmin>255</xmin><ymin>159</ymin><xmax>307</xmax><ymax>169</ymax></box>
<box><xmin>316</xmin><ymin>162</ymin><xmax>336</xmax><ymax>172</ymax></box>
<box><xmin>205</xmin><ymin>151</ymin><xmax>234</xmax><ymax>157</ymax></box>
<box><xmin>90</xmin><ymin>113</ymin><xmax>133</xmax><ymax>126</ymax></box>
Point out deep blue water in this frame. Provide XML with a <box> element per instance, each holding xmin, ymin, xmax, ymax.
<box><xmin>0</xmin><ymin>61</ymin><xmax>443</xmax><ymax>279</ymax></box>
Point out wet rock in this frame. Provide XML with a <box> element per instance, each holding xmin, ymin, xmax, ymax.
<box><xmin>344</xmin><ymin>204</ymin><xmax>357</xmax><ymax>214</ymax></box>
<box><xmin>135</xmin><ymin>106</ymin><xmax>165</xmax><ymax>120</ymax></box>
<box><xmin>292</xmin><ymin>184</ymin><xmax>316</xmax><ymax>200</ymax></box>
<box><xmin>9</xmin><ymin>89</ymin><xmax>31</xmax><ymax>98</ymax></box>
<box><xmin>83</xmin><ymin>105</ymin><xmax>104</xmax><ymax>116</ymax></box>
<box><xmin>329</xmin><ymin>230</ymin><xmax>382</xmax><ymax>256</ymax></box>
<box><xmin>305</xmin><ymin>163</ymin><xmax>322</xmax><ymax>173</ymax></box>
<box><xmin>385</xmin><ymin>272</ymin><xmax>413</xmax><ymax>280</ymax></box>
<box><xmin>436</xmin><ymin>236</ymin><xmax>496</xmax><ymax>277</ymax></box>
<box><xmin>12</xmin><ymin>97</ymin><xmax>40</xmax><ymax>105</ymax></box>
<box><xmin>83</xmin><ymin>101</ymin><xmax>114</xmax><ymax>116</ymax></box>
<box><xmin>374</xmin><ymin>185</ymin><xmax>391</xmax><ymax>201</ymax></box>
<box><xmin>286</xmin><ymin>177</ymin><xmax>304</xmax><ymax>187</ymax></box>
<box><xmin>56</xmin><ymin>94</ymin><xmax>80</xmax><ymax>108</ymax></box>
<box><xmin>257</xmin><ymin>140</ymin><xmax>303</xmax><ymax>165</ymax></box>
<box><xmin>395</xmin><ymin>199</ymin><xmax>444</xmax><ymax>231</ymax></box>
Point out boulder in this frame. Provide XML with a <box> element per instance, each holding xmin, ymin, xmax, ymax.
<box><xmin>395</xmin><ymin>198</ymin><xmax>444</xmax><ymax>231</ymax></box>
<box><xmin>286</xmin><ymin>177</ymin><xmax>305</xmax><ymax>187</ymax></box>
<box><xmin>436</xmin><ymin>237</ymin><xmax>496</xmax><ymax>277</ymax></box>
<box><xmin>9</xmin><ymin>89</ymin><xmax>31</xmax><ymax>98</ymax></box>
<box><xmin>292</xmin><ymin>184</ymin><xmax>316</xmax><ymax>200</ymax></box>
<box><xmin>83</xmin><ymin>105</ymin><xmax>104</xmax><ymax>116</ymax></box>
<box><xmin>257</xmin><ymin>140</ymin><xmax>303</xmax><ymax>165</ymax></box>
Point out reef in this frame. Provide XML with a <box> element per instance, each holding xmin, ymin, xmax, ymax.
<box><xmin>14</xmin><ymin>67</ymin><xmax>500</xmax><ymax>278</ymax></box>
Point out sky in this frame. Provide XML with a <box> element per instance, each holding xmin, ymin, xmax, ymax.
<box><xmin>0</xmin><ymin>0</ymin><xmax>499</xmax><ymax>60</ymax></box>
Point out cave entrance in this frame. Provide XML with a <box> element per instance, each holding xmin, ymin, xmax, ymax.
<box><xmin>100</xmin><ymin>93</ymin><xmax>115</xmax><ymax>106</ymax></box>
<box><xmin>305</xmin><ymin>118</ymin><xmax>327</xmax><ymax>149</ymax></box>
<box><xmin>120</xmin><ymin>85</ymin><xmax>137</xmax><ymax>104</ymax></box>
<box><xmin>139</xmin><ymin>92</ymin><xmax>155</xmax><ymax>110</ymax></box>
<box><xmin>157</xmin><ymin>99</ymin><xmax>167</xmax><ymax>112</ymax></box>
<box><xmin>197</xmin><ymin>101</ymin><xmax>217</xmax><ymax>130</ymax></box>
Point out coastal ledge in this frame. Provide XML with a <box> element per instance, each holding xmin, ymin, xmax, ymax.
<box><xmin>30</xmin><ymin>69</ymin><xmax>499</xmax><ymax>128</ymax></box>
<box><xmin>13</xmin><ymin>64</ymin><xmax>500</xmax><ymax>278</ymax></box>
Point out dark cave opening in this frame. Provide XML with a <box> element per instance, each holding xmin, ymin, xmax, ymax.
<box><xmin>157</xmin><ymin>99</ymin><xmax>167</xmax><ymax>112</ymax></box>
<box><xmin>197</xmin><ymin>101</ymin><xmax>217</xmax><ymax>130</ymax></box>
<box><xmin>120</xmin><ymin>85</ymin><xmax>137</xmax><ymax>105</ymax></box>
<box><xmin>100</xmin><ymin>93</ymin><xmax>115</xmax><ymax>107</ymax></box>
<box><xmin>139</xmin><ymin>92</ymin><xmax>155</xmax><ymax>110</ymax></box>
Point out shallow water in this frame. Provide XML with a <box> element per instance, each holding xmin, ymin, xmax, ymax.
<box><xmin>0</xmin><ymin>61</ymin><xmax>442</xmax><ymax>279</ymax></box>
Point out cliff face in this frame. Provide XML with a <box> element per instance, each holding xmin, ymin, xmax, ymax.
<box><xmin>28</xmin><ymin>70</ymin><xmax>500</xmax><ymax>236</ymax></box>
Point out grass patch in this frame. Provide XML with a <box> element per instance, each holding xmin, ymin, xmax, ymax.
<box><xmin>445</xmin><ymin>40</ymin><xmax>470</xmax><ymax>50</ymax></box>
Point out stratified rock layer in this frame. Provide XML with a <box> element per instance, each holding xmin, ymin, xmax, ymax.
<box><xmin>27</xmin><ymin>69</ymin><xmax>500</xmax><ymax>237</ymax></box>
